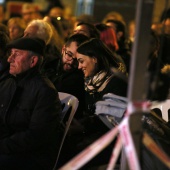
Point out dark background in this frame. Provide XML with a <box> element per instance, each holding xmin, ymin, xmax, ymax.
<box><xmin>93</xmin><ymin>0</ymin><xmax>136</xmax><ymax>24</ymax></box>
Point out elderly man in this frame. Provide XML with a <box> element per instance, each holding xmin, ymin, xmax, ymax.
<box><xmin>0</xmin><ymin>37</ymin><xmax>62</xmax><ymax>170</ymax></box>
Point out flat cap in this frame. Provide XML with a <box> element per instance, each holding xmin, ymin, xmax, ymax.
<box><xmin>7</xmin><ymin>37</ymin><xmax>46</xmax><ymax>56</ymax></box>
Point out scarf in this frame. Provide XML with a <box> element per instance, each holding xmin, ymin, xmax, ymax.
<box><xmin>85</xmin><ymin>69</ymin><xmax>114</xmax><ymax>94</ymax></box>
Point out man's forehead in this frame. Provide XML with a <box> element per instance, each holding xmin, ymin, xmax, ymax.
<box><xmin>66</xmin><ymin>42</ymin><xmax>78</xmax><ymax>52</ymax></box>
<box><xmin>11</xmin><ymin>48</ymin><xmax>28</xmax><ymax>53</ymax></box>
<box><xmin>67</xmin><ymin>41</ymin><xmax>78</xmax><ymax>48</ymax></box>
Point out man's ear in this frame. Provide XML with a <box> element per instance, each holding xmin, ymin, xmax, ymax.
<box><xmin>30</xmin><ymin>56</ymin><xmax>39</xmax><ymax>68</ymax></box>
<box><xmin>92</xmin><ymin>57</ymin><xmax>97</xmax><ymax>64</ymax></box>
<box><xmin>62</xmin><ymin>45</ymin><xmax>66</xmax><ymax>54</ymax></box>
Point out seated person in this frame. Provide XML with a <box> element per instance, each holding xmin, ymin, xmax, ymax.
<box><xmin>77</xmin><ymin>38</ymin><xmax>127</xmax><ymax>168</ymax></box>
<box><xmin>53</xmin><ymin>33</ymin><xmax>89</xmax><ymax>119</ymax></box>
<box><xmin>0</xmin><ymin>37</ymin><xmax>62</xmax><ymax>170</ymax></box>
<box><xmin>105</xmin><ymin>19</ymin><xmax>132</xmax><ymax>74</ymax></box>
<box><xmin>95</xmin><ymin>23</ymin><xmax>127</xmax><ymax>73</ymax></box>
<box><xmin>58</xmin><ymin>38</ymin><xmax>128</xmax><ymax>169</ymax></box>
<box><xmin>76</xmin><ymin>37</ymin><xmax>127</xmax><ymax>123</ymax></box>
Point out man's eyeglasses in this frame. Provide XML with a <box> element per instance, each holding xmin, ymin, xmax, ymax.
<box><xmin>64</xmin><ymin>48</ymin><xmax>77</xmax><ymax>62</ymax></box>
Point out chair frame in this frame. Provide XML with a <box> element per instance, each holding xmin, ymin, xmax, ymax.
<box><xmin>53</xmin><ymin>92</ymin><xmax>79</xmax><ymax>170</ymax></box>
<box><xmin>150</xmin><ymin>99</ymin><xmax>170</xmax><ymax>122</ymax></box>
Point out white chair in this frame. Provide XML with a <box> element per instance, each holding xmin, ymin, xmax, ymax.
<box><xmin>53</xmin><ymin>92</ymin><xmax>79</xmax><ymax>170</ymax></box>
<box><xmin>58</xmin><ymin>92</ymin><xmax>79</xmax><ymax>122</ymax></box>
<box><xmin>150</xmin><ymin>99</ymin><xmax>170</xmax><ymax>122</ymax></box>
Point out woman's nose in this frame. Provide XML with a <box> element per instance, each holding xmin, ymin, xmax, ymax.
<box><xmin>78</xmin><ymin>64</ymin><xmax>81</xmax><ymax>69</ymax></box>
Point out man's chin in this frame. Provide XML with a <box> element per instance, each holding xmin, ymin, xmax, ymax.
<box><xmin>63</xmin><ymin>64</ymin><xmax>72</xmax><ymax>71</ymax></box>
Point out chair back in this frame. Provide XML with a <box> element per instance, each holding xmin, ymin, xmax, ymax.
<box><xmin>150</xmin><ymin>99</ymin><xmax>170</xmax><ymax>122</ymax></box>
<box><xmin>53</xmin><ymin>92</ymin><xmax>79</xmax><ymax>170</ymax></box>
<box><xmin>58</xmin><ymin>92</ymin><xmax>78</xmax><ymax>121</ymax></box>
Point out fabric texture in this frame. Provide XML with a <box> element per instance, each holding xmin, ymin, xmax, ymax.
<box><xmin>95</xmin><ymin>93</ymin><xmax>128</xmax><ymax>128</ymax></box>
<box><xmin>85</xmin><ymin>69</ymin><xmax>114</xmax><ymax>94</ymax></box>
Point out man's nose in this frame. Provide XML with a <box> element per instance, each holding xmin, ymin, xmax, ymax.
<box><xmin>67</xmin><ymin>59</ymin><xmax>74</xmax><ymax>64</ymax></box>
<box><xmin>7</xmin><ymin>54</ymin><xmax>14</xmax><ymax>63</ymax></box>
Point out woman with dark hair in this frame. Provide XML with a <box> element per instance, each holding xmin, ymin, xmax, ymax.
<box><xmin>69</xmin><ymin>38</ymin><xmax>128</xmax><ymax>169</ymax></box>
<box><xmin>76</xmin><ymin>38</ymin><xmax>127</xmax><ymax>115</ymax></box>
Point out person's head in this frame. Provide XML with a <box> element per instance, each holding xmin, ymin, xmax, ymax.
<box><xmin>24</xmin><ymin>19</ymin><xmax>53</xmax><ymax>45</ymax></box>
<box><xmin>21</xmin><ymin>3</ymin><xmax>39</xmax><ymax>25</ymax></box>
<box><xmin>48</xmin><ymin>6</ymin><xmax>64</xmax><ymax>18</ymax></box>
<box><xmin>76</xmin><ymin>38</ymin><xmax>119</xmax><ymax>77</ymax></box>
<box><xmin>95</xmin><ymin>23</ymin><xmax>119</xmax><ymax>51</ymax></box>
<box><xmin>102</xmin><ymin>11</ymin><xmax>125</xmax><ymax>25</ymax></box>
<box><xmin>74</xmin><ymin>14</ymin><xmax>96</xmax><ymax>29</ymax></box>
<box><xmin>7</xmin><ymin>37</ymin><xmax>45</xmax><ymax>76</ymax></box>
<box><xmin>151</xmin><ymin>22</ymin><xmax>162</xmax><ymax>35</ymax></box>
<box><xmin>61</xmin><ymin>33</ymin><xmax>89</xmax><ymax>71</ymax></box>
<box><xmin>73</xmin><ymin>22</ymin><xmax>100</xmax><ymax>38</ymax></box>
<box><xmin>8</xmin><ymin>17</ymin><xmax>26</xmax><ymax>40</ymax></box>
<box><xmin>105</xmin><ymin>19</ymin><xmax>126</xmax><ymax>41</ymax></box>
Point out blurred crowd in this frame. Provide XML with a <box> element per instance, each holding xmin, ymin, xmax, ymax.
<box><xmin>0</xmin><ymin>1</ymin><xmax>170</xmax><ymax>170</ymax></box>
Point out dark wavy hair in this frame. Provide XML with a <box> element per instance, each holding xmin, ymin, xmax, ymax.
<box><xmin>65</xmin><ymin>33</ymin><xmax>89</xmax><ymax>47</ymax></box>
<box><xmin>77</xmin><ymin>38</ymin><xmax>120</xmax><ymax>73</ymax></box>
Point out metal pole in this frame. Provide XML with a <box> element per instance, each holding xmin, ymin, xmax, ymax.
<box><xmin>120</xmin><ymin>0</ymin><xmax>155</xmax><ymax>169</ymax></box>
<box><xmin>128</xmin><ymin>0</ymin><xmax>155</xmax><ymax>101</ymax></box>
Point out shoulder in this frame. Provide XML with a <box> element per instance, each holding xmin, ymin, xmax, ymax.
<box><xmin>24</xmin><ymin>73</ymin><xmax>58</xmax><ymax>97</ymax></box>
<box><xmin>104</xmin><ymin>75</ymin><xmax>128</xmax><ymax>97</ymax></box>
<box><xmin>35</xmin><ymin>74</ymin><xmax>56</xmax><ymax>90</ymax></box>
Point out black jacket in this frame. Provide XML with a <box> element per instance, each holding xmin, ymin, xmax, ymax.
<box><xmin>77</xmin><ymin>75</ymin><xmax>128</xmax><ymax>168</ymax></box>
<box><xmin>53</xmin><ymin>60</ymin><xmax>86</xmax><ymax>119</ymax></box>
<box><xmin>58</xmin><ymin>73</ymin><xmax>128</xmax><ymax>168</ymax></box>
<box><xmin>0</xmin><ymin>58</ymin><xmax>10</xmax><ymax>82</ymax></box>
<box><xmin>85</xmin><ymin>75</ymin><xmax>127</xmax><ymax>116</ymax></box>
<box><xmin>0</xmin><ymin>68</ymin><xmax>62</xmax><ymax>169</ymax></box>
